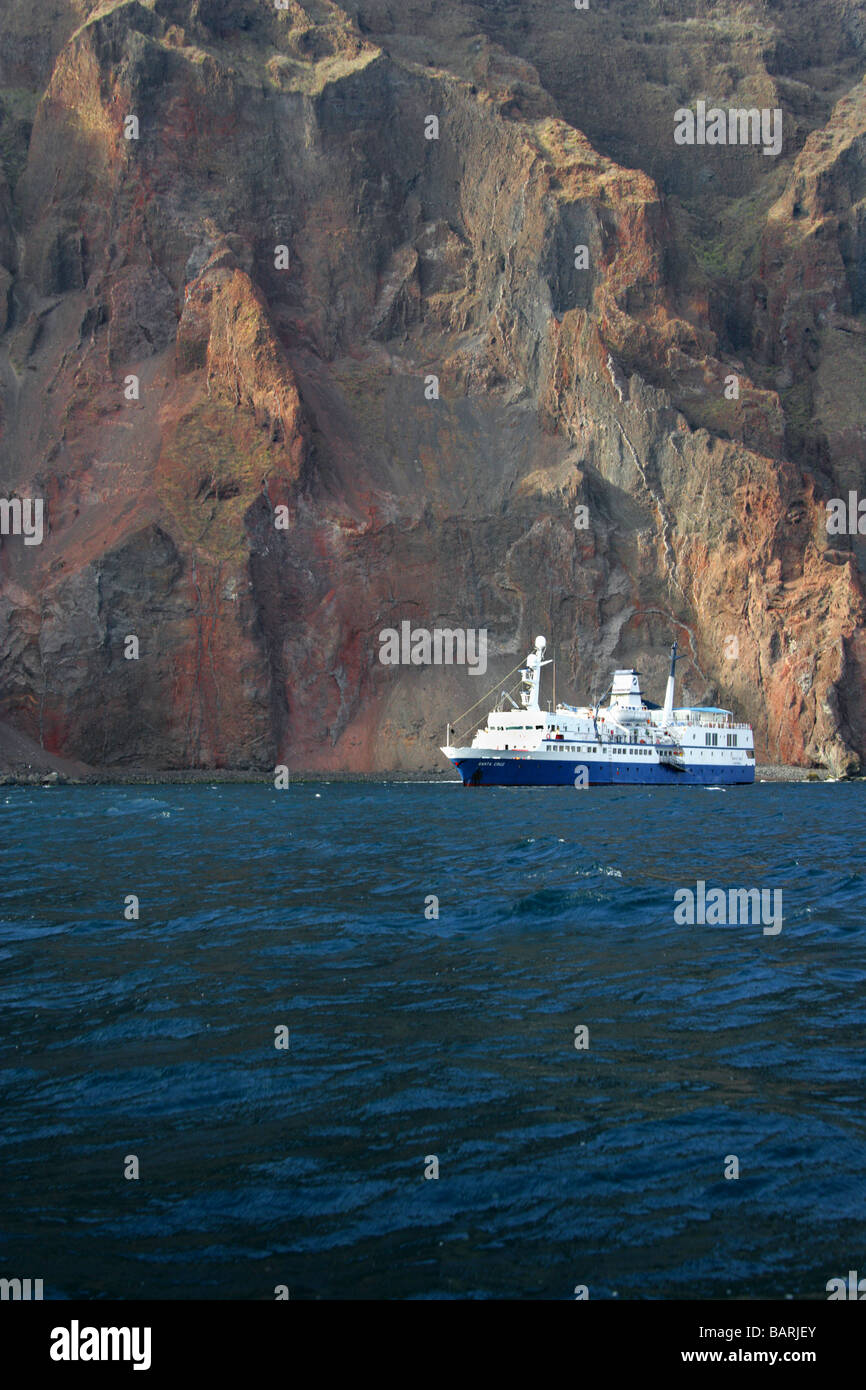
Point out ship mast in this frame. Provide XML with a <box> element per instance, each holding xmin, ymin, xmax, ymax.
<box><xmin>520</xmin><ymin>636</ymin><xmax>552</xmax><ymax>710</ymax></box>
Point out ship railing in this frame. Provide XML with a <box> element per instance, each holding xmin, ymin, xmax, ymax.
<box><xmin>674</xmin><ymin>717</ymin><xmax>751</xmax><ymax>729</ymax></box>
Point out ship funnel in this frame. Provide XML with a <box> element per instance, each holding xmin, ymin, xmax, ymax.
<box><xmin>662</xmin><ymin>641</ymin><xmax>683</xmax><ymax>725</ymax></box>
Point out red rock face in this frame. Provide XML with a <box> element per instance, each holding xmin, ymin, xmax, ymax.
<box><xmin>0</xmin><ymin>0</ymin><xmax>865</xmax><ymax>774</ymax></box>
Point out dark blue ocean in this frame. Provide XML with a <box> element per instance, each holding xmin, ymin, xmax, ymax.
<box><xmin>1</xmin><ymin>782</ymin><xmax>864</xmax><ymax>1300</ymax></box>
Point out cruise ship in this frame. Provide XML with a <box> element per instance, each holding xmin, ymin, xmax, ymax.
<box><xmin>441</xmin><ymin>637</ymin><xmax>755</xmax><ymax>786</ymax></box>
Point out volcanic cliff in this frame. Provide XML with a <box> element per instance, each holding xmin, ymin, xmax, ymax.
<box><xmin>1</xmin><ymin>0</ymin><xmax>865</xmax><ymax>774</ymax></box>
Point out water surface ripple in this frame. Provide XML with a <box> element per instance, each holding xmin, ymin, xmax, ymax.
<box><xmin>0</xmin><ymin>783</ymin><xmax>864</xmax><ymax>1299</ymax></box>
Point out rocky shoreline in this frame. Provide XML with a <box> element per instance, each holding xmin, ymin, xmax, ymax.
<box><xmin>0</xmin><ymin>764</ymin><xmax>846</xmax><ymax>786</ymax></box>
<box><xmin>0</xmin><ymin>718</ymin><xmax>847</xmax><ymax>785</ymax></box>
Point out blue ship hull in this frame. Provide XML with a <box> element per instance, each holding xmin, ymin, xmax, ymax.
<box><xmin>450</xmin><ymin>757</ymin><xmax>754</xmax><ymax>786</ymax></box>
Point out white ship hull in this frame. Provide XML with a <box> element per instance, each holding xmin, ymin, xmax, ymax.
<box><xmin>442</xmin><ymin>744</ymin><xmax>754</xmax><ymax>786</ymax></box>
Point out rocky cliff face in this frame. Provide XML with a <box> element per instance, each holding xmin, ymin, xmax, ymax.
<box><xmin>0</xmin><ymin>0</ymin><xmax>865</xmax><ymax>773</ymax></box>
